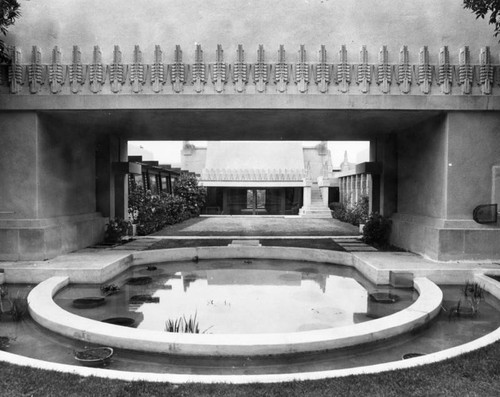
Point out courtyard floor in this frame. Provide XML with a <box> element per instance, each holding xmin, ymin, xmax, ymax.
<box><xmin>152</xmin><ymin>215</ymin><xmax>359</xmax><ymax>237</ymax></box>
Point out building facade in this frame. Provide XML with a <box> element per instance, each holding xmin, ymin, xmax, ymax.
<box><xmin>182</xmin><ymin>141</ymin><xmax>334</xmax><ymax>216</ymax></box>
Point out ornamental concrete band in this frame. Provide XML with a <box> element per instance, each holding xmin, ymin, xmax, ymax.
<box><xmin>1</xmin><ymin>0</ymin><xmax>500</xmax><ymax>261</ymax></box>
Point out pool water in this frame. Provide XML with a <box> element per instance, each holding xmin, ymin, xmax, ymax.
<box><xmin>1</xmin><ymin>284</ymin><xmax>500</xmax><ymax>375</ymax></box>
<box><xmin>54</xmin><ymin>259</ymin><xmax>417</xmax><ymax>334</ymax></box>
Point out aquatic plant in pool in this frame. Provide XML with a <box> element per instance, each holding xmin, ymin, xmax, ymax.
<box><xmin>165</xmin><ymin>312</ymin><xmax>208</xmax><ymax>333</ymax></box>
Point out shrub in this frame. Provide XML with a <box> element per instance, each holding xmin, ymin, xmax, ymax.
<box><xmin>331</xmin><ymin>195</ymin><xmax>369</xmax><ymax>226</ymax></box>
<box><xmin>104</xmin><ymin>218</ymin><xmax>130</xmax><ymax>243</ymax></box>
<box><xmin>173</xmin><ymin>173</ymin><xmax>207</xmax><ymax>217</ymax></box>
<box><xmin>362</xmin><ymin>213</ymin><xmax>392</xmax><ymax>247</ymax></box>
<box><xmin>128</xmin><ymin>174</ymin><xmax>206</xmax><ymax>236</ymax></box>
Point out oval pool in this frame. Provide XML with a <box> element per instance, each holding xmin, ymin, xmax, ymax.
<box><xmin>54</xmin><ymin>259</ymin><xmax>417</xmax><ymax>334</ymax></box>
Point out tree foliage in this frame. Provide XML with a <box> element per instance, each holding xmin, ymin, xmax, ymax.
<box><xmin>173</xmin><ymin>173</ymin><xmax>207</xmax><ymax>217</ymax></box>
<box><xmin>463</xmin><ymin>0</ymin><xmax>500</xmax><ymax>38</ymax></box>
<box><xmin>128</xmin><ymin>174</ymin><xmax>206</xmax><ymax>236</ymax></box>
<box><xmin>0</xmin><ymin>0</ymin><xmax>21</xmax><ymax>63</ymax></box>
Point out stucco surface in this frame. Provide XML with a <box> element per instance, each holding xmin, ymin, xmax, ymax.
<box><xmin>6</xmin><ymin>0</ymin><xmax>499</xmax><ymax>63</ymax></box>
<box><xmin>446</xmin><ymin>112</ymin><xmax>500</xmax><ymax>220</ymax></box>
<box><xmin>0</xmin><ymin>113</ymin><xmax>39</xmax><ymax>219</ymax></box>
<box><xmin>38</xmin><ymin>117</ymin><xmax>97</xmax><ymax>218</ymax></box>
<box><xmin>204</xmin><ymin>141</ymin><xmax>305</xmax><ymax>170</ymax></box>
<box><xmin>397</xmin><ymin>115</ymin><xmax>448</xmax><ymax>219</ymax></box>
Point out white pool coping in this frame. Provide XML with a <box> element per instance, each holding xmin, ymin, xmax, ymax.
<box><xmin>26</xmin><ymin>276</ymin><xmax>442</xmax><ymax>356</ymax></box>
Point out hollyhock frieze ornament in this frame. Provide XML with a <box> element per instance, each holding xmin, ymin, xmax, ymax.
<box><xmin>232</xmin><ymin>44</ymin><xmax>248</xmax><ymax>93</ymax></box>
<box><xmin>211</xmin><ymin>44</ymin><xmax>227</xmax><ymax>93</ymax></box>
<box><xmin>89</xmin><ymin>46</ymin><xmax>105</xmax><ymax>94</ymax></box>
<box><xmin>150</xmin><ymin>45</ymin><xmax>165</xmax><ymax>93</ymax></box>
<box><xmin>356</xmin><ymin>45</ymin><xmax>371</xmax><ymax>93</ymax></box>
<box><xmin>438</xmin><ymin>46</ymin><xmax>452</xmax><ymax>94</ymax></box>
<box><xmin>8</xmin><ymin>46</ymin><xmax>23</xmax><ymax>94</ymax></box>
<box><xmin>192</xmin><ymin>44</ymin><xmax>206</xmax><ymax>93</ymax></box>
<box><xmin>28</xmin><ymin>46</ymin><xmax>43</xmax><ymax>94</ymax></box>
<box><xmin>253</xmin><ymin>44</ymin><xmax>269</xmax><ymax>93</ymax></box>
<box><xmin>130</xmin><ymin>45</ymin><xmax>145</xmax><ymax>93</ymax></box>
<box><xmin>295</xmin><ymin>45</ymin><xmax>309</xmax><ymax>93</ymax></box>
<box><xmin>69</xmin><ymin>45</ymin><xmax>85</xmax><ymax>94</ymax></box>
<box><xmin>315</xmin><ymin>45</ymin><xmax>331</xmax><ymax>94</ymax></box>
<box><xmin>171</xmin><ymin>45</ymin><xmax>186</xmax><ymax>93</ymax></box>
<box><xmin>274</xmin><ymin>45</ymin><xmax>289</xmax><ymax>93</ymax></box>
<box><xmin>417</xmin><ymin>46</ymin><xmax>432</xmax><ymax>94</ymax></box>
<box><xmin>336</xmin><ymin>44</ymin><xmax>351</xmax><ymax>93</ymax></box>
<box><xmin>48</xmin><ymin>46</ymin><xmax>64</xmax><ymax>94</ymax></box>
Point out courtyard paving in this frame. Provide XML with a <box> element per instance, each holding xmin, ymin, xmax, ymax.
<box><xmin>152</xmin><ymin>216</ymin><xmax>359</xmax><ymax>237</ymax></box>
<box><xmin>1</xmin><ymin>216</ymin><xmax>499</xmax><ymax>285</ymax></box>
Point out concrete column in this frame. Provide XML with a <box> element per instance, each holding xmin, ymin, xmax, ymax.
<box><xmin>280</xmin><ymin>189</ymin><xmax>286</xmax><ymax>214</ymax></box>
<box><xmin>339</xmin><ymin>177</ymin><xmax>344</xmax><ymax>204</ymax></box>
<box><xmin>0</xmin><ymin>112</ymin><xmax>105</xmax><ymax>260</ymax></box>
<box><xmin>114</xmin><ymin>137</ymin><xmax>129</xmax><ymax>219</ymax></box>
<box><xmin>372</xmin><ymin>135</ymin><xmax>397</xmax><ymax>216</ymax></box>
<box><xmin>349</xmin><ymin>176</ymin><xmax>354</xmax><ymax>205</ymax></box>
<box><xmin>320</xmin><ymin>186</ymin><xmax>329</xmax><ymax>206</ymax></box>
<box><xmin>354</xmin><ymin>175</ymin><xmax>359</xmax><ymax>203</ymax></box>
<box><xmin>367</xmin><ymin>174</ymin><xmax>375</xmax><ymax>213</ymax></box>
<box><xmin>318</xmin><ymin>177</ymin><xmax>330</xmax><ymax>206</ymax></box>
<box><xmin>302</xmin><ymin>180</ymin><xmax>312</xmax><ymax>208</ymax></box>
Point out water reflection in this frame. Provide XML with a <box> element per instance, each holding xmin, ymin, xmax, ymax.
<box><xmin>55</xmin><ymin>260</ymin><xmax>415</xmax><ymax>334</ymax></box>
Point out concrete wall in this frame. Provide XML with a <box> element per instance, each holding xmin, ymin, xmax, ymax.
<box><xmin>6</xmin><ymin>0</ymin><xmax>498</xmax><ymax>63</ymax></box>
<box><xmin>397</xmin><ymin>115</ymin><xmax>448</xmax><ymax>219</ymax></box>
<box><xmin>392</xmin><ymin>112</ymin><xmax>500</xmax><ymax>261</ymax></box>
<box><xmin>0</xmin><ymin>112</ymin><xmax>39</xmax><ymax>219</ymax></box>
<box><xmin>37</xmin><ymin>115</ymin><xmax>96</xmax><ymax>218</ymax></box>
<box><xmin>0</xmin><ymin>113</ymin><xmax>106</xmax><ymax>260</ymax></box>
<box><xmin>446</xmin><ymin>112</ymin><xmax>500</xmax><ymax>220</ymax></box>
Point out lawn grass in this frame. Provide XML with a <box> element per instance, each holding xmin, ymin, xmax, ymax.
<box><xmin>146</xmin><ymin>238</ymin><xmax>345</xmax><ymax>251</ymax></box>
<box><xmin>146</xmin><ymin>239</ymin><xmax>233</xmax><ymax>250</ymax></box>
<box><xmin>1</xmin><ymin>341</ymin><xmax>500</xmax><ymax>396</ymax></box>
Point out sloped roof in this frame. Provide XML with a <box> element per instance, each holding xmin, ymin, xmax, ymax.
<box><xmin>204</xmin><ymin>141</ymin><xmax>305</xmax><ymax>170</ymax></box>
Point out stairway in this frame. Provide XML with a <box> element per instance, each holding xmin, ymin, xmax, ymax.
<box><xmin>299</xmin><ymin>183</ymin><xmax>333</xmax><ymax>218</ymax></box>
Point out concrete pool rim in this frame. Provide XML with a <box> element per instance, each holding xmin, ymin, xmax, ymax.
<box><xmin>27</xmin><ymin>276</ymin><xmax>442</xmax><ymax>356</ymax></box>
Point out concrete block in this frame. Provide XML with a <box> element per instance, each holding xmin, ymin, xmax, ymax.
<box><xmin>390</xmin><ymin>271</ymin><xmax>414</xmax><ymax>288</ymax></box>
<box><xmin>44</xmin><ymin>226</ymin><xmax>62</xmax><ymax>259</ymax></box>
<box><xmin>464</xmin><ymin>230</ymin><xmax>500</xmax><ymax>259</ymax></box>
<box><xmin>77</xmin><ymin>220</ymin><xmax>94</xmax><ymax>247</ymax></box>
<box><xmin>439</xmin><ymin>229</ymin><xmax>465</xmax><ymax>256</ymax></box>
<box><xmin>19</xmin><ymin>229</ymin><xmax>45</xmax><ymax>255</ymax></box>
<box><xmin>60</xmin><ymin>223</ymin><xmax>78</xmax><ymax>253</ymax></box>
<box><xmin>0</xmin><ymin>229</ymin><xmax>19</xmax><ymax>254</ymax></box>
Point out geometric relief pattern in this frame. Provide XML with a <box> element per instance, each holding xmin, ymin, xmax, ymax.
<box><xmin>200</xmin><ymin>168</ymin><xmax>306</xmax><ymax>182</ymax></box>
<box><xmin>1</xmin><ymin>44</ymin><xmax>500</xmax><ymax>96</ymax></box>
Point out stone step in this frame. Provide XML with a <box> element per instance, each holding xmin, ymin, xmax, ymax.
<box><xmin>299</xmin><ymin>208</ymin><xmax>332</xmax><ymax>218</ymax></box>
<box><xmin>300</xmin><ymin>213</ymin><xmax>333</xmax><ymax>218</ymax></box>
<box><xmin>228</xmin><ymin>239</ymin><xmax>262</xmax><ymax>247</ymax></box>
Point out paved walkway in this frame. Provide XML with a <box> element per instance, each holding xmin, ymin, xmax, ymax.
<box><xmin>152</xmin><ymin>216</ymin><xmax>359</xmax><ymax>237</ymax></box>
<box><xmin>1</xmin><ymin>216</ymin><xmax>499</xmax><ymax>285</ymax></box>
